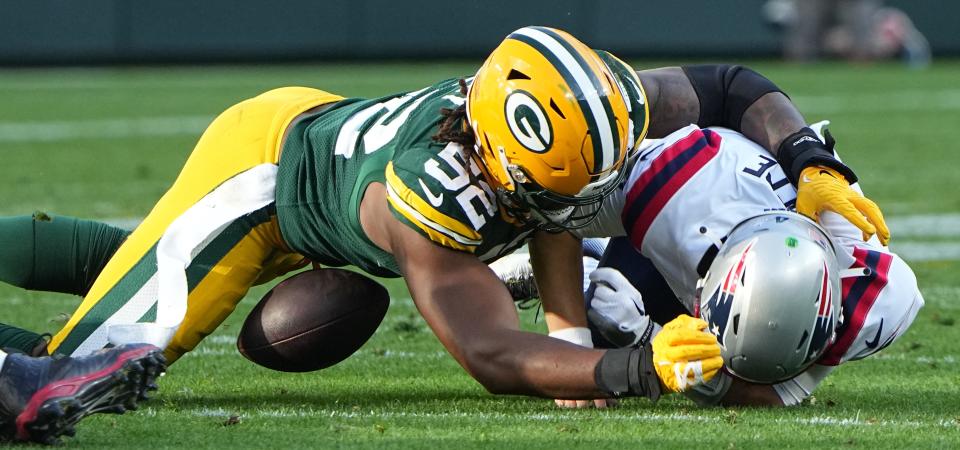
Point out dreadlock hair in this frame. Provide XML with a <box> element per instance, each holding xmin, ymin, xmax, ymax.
<box><xmin>432</xmin><ymin>79</ymin><xmax>476</xmax><ymax>149</ymax></box>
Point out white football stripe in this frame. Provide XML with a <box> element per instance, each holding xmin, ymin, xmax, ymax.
<box><xmin>514</xmin><ymin>27</ymin><xmax>615</xmax><ymax>171</ymax></box>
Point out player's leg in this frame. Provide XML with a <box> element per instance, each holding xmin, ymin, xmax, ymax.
<box><xmin>0</xmin><ymin>213</ymin><xmax>129</xmax><ymax>296</ymax></box>
<box><xmin>46</xmin><ymin>87</ymin><xmax>340</xmax><ymax>363</ymax></box>
<box><xmin>47</xmin><ymin>207</ymin><xmax>306</xmax><ymax>364</ymax></box>
<box><xmin>155</xmin><ymin>210</ymin><xmax>306</xmax><ymax>362</ymax></box>
<box><xmin>0</xmin><ymin>214</ymin><xmax>130</xmax><ymax>354</ymax></box>
<box><xmin>0</xmin><ymin>344</ymin><xmax>165</xmax><ymax>444</ymax></box>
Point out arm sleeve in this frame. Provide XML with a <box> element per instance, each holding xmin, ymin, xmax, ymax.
<box><xmin>681</xmin><ymin>64</ymin><xmax>784</xmax><ymax>132</ymax></box>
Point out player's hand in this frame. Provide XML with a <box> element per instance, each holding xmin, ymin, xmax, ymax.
<box><xmin>547</xmin><ymin>327</ymin><xmax>616</xmax><ymax>408</ymax></box>
<box><xmin>554</xmin><ymin>398</ymin><xmax>619</xmax><ymax>409</ymax></box>
<box><xmin>796</xmin><ymin>165</ymin><xmax>890</xmax><ymax>245</ymax></box>
<box><xmin>588</xmin><ymin>268</ymin><xmax>661</xmax><ymax>347</ymax></box>
<box><xmin>651</xmin><ymin>315</ymin><xmax>723</xmax><ymax>393</ymax></box>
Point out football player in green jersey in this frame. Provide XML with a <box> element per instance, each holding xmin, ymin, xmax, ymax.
<box><xmin>0</xmin><ymin>26</ymin><xmax>887</xmax><ymax>412</ymax></box>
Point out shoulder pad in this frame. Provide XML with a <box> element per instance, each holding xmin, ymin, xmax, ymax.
<box><xmin>386</xmin><ymin>142</ymin><xmax>499</xmax><ymax>252</ymax></box>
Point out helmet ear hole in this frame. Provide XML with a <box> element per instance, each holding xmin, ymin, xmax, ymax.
<box><xmin>796</xmin><ymin>330</ymin><xmax>809</xmax><ymax>350</ymax></box>
<box><xmin>602</xmin><ymin>72</ymin><xmax>616</xmax><ymax>89</ymax></box>
<box><xmin>549</xmin><ymin>99</ymin><xmax>566</xmax><ymax>119</ymax></box>
<box><xmin>507</xmin><ymin>69</ymin><xmax>530</xmax><ymax>80</ymax></box>
<box><xmin>732</xmin><ymin>314</ymin><xmax>740</xmax><ymax>335</ymax></box>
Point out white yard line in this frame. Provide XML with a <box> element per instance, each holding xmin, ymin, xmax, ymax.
<box><xmin>138</xmin><ymin>406</ymin><xmax>956</xmax><ymax>429</ymax></box>
<box><xmin>0</xmin><ymin>71</ymin><xmax>271</xmax><ymax>91</ymax></box>
<box><xmin>158</xmin><ymin>407</ymin><xmax>722</xmax><ymax>424</ymax></box>
<box><xmin>871</xmin><ymin>354</ymin><xmax>956</xmax><ymax>364</ymax></box>
<box><xmin>793</xmin><ymin>89</ymin><xmax>960</xmax><ymax>114</ymax></box>
<box><xmin>0</xmin><ymin>116</ymin><xmax>212</xmax><ymax>143</ymax></box>
<box><xmin>886</xmin><ymin>213</ymin><xmax>960</xmax><ymax>238</ymax></box>
<box><xmin>889</xmin><ymin>242</ymin><xmax>960</xmax><ymax>262</ymax></box>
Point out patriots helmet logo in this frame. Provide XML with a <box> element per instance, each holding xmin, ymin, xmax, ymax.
<box><xmin>805</xmin><ymin>260</ymin><xmax>837</xmax><ymax>363</ymax></box>
<box><xmin>699</xmin><ymin>241</ymin><xmax>755</xmax><ymax>349</ymax></box>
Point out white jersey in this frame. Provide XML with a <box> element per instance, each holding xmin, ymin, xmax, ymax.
<box><xmin>579</xmin><ymin>124</ymin><xmax>924</xmax><ymax>375</ymax></box>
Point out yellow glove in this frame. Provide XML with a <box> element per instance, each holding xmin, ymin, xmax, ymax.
<box><xmin>796</xmin><ymin>165</ymin><xmax>891</xmax><ymax>245</ymax></box>
<box><xmin>651</xmin><ymin>315</ymin><xmax>723</xmax><ymax>393</ymax></box>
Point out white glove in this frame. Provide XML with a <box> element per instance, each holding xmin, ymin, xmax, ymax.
<box><xmin>588</xmin><ymin>267</ymin><xmax>661</xmax><ymax>347</ymax></box>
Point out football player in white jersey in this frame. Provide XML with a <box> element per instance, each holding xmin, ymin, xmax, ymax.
<box><xmin>494</xmin><ymin>122</ymin><xmax>922</xmax><ymax>407</ymax></box>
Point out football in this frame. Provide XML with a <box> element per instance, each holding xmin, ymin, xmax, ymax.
<box><xmin>237</xmin><ymin>268</ymin><xmax>390</xmax><ymax>372</ymax></box>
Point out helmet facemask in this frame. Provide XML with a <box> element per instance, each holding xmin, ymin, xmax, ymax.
<box><xmin>498</xmin><ymin>164</ymin><xmax>625</xmax><ymax>232</ymax></box>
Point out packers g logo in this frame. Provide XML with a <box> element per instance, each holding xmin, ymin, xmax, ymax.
<box><xmin>504</xmin><ymin>90</ymin><xmax>553</xmax><ymax>153</ymax></box>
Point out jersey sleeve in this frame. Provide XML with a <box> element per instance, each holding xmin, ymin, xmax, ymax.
<box><xmin>818</xmin><ymin>244</ymin><xmax>925</xmax><ymax>366</ymax></box>
<box><xmin>385</xmin><ymin>143</ymin><xmax>498</xmax><ymax>253</ymax></box>
<box><xmin>772</xmin><ymin>364</ymin><xmax>835</xmax><ymax>406</ymax></box>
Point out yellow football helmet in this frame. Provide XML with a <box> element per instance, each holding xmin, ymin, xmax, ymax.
<box><xmin>467</xmin><ymin>26</ymin><xmax>643</xmax><ymax>230</ymax></box>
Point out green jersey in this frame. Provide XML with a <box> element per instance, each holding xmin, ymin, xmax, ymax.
<box><xmin>275</xmin><ymin>78</ymin><xmax>534</xmax><ymax>277</ymax></box>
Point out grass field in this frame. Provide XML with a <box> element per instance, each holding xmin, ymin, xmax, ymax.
<box><xmin>0</xmin><ymin>60</ymin><xmax>958</xmax><ymax>448</ymax></box>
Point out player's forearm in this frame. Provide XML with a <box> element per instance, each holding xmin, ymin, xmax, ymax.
<box><xmin>415</xmin><ymin>278</ymin><xmax>608</xmax><ymax>398</ymax></box>
<box><xmin>529</xmin><ymin>231</ymin><xmax>587</xmax><ymax>333</ymax></box>
<box><xmin>462</xmin><ymin>327</ymin><xmax>610</xmax><ymax>398</ymax></box>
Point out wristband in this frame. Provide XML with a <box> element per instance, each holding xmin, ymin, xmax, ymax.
<box><xmin>594</xmin><ymin>345</ymin><xmax>662</xmax><ymax>402</ymax></box>
<box><xmin>776</xmin><ymin>127</ymin><xmax>857</xmax><ymax>185</ymax></box>
<box><xmin>549</xmin><ymin>327</ymin><xmax>594</xmax><ymax>348</ymax></box>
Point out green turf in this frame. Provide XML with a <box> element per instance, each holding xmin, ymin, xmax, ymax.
<box><xmin>0</xmin><ymin>61</ymin><xmax>959</xmax><ymax>448</ymax></box>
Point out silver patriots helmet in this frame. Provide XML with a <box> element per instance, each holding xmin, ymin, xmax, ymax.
<box><xmin>695</xmin><ymin>211</ymin><xmax>842</xmax><ymax>383</ymax></box>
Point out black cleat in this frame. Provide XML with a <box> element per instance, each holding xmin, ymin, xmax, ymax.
<box><xmin>0</xmin><ymin>343</ymin><xmax>166</xmax><ymax>444</ymax></box>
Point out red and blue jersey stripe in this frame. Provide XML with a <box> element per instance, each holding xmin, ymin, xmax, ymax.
<box><xmin>819</xmin><ymin>247</ymin><xmax>893</xmax><ymax>365</ymax></box>
<box><xmin>621</xmin><ymin>128</ymin><xmax>722</xmax><ymax>250</ymax></box>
